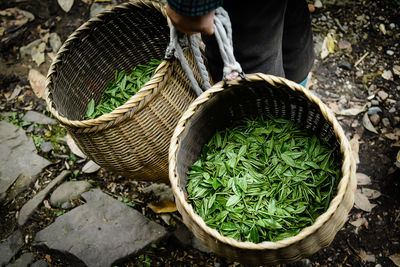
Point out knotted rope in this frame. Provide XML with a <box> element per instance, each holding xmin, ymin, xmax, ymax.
<box><xmin>165</xmin><ymin>7</ymin><xmax>243</xmax><ymax>96</ymax></box>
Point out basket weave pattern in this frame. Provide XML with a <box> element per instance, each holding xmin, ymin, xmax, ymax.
<box><xmin>169</xmin><ymin>74</ymin><xmax>356</xmax><ymax>265</ymax></box>
<box><xmin>46</xmin><ymin>1</ymin><xmax>203</xmax><ymax>182</ymax></box>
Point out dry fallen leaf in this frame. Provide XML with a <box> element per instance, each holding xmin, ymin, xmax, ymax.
<box><xmin>40</xmin><ymin>32</ymin><xmax>50</xmax><ymax>43</ymax></box>
<box><xmin>159</xmin><ymin>214</ymin><xmax>172</xmax><ymax>225</ymax></box>
<box><xmin>390</xmin><ymin>254</ymin><xmax>400</xmax><ymax>267</ymax></box>
<box><xmin>0</xmin><ymin>8</ymin><xmax>35</xmax><ymax>31</ymax></box>
<box><xmin>43</xmin><ymin>200</ymin><xmax>51</xmax><ymax>209</ymax></box>
<box><xmin>3</xmin><ymin>92</ymin><xmax>11</xmax><ymax>99</ymax></box>
<box><xmin>308</xmin><ymin>3</ymin><xmax>315</xmax><ymax>13</ymax></box>
<box><xmin>397</xmin><ymin>151</ymin><xmax>400</xmax><ymax>168</ymax></box>
<box><xmin>354</xmin><ymin>191</ymin><xmax>375</xmax><ymax>212</ymax></box>
<box><xmin>362</xmin><ymin>112</ymin><xmax>378</xmax><ymax>134</ymax></box>
<box><xmin>327</xmin><ymin>101</ymin><xmax>341</xmax><ymax>114</ymax></box>
<box><xmin>379</xmin><ymin>24</ymin><xmax>386</xmax><ymax>35</ymax></box>
<box><xmin>28</xmin><ymin>69</ymin><xmax>46</xmax><ymax>99</ymax></box>
<box><xmin>361</xmin><ymin>188</ymin><xmax>381</xmax><ymax>199</ymax></box>
<box><xmin>356</xmin><ymin>172</ymin><xmax>371</xmax><ymax>185</ymax></box>
<box><xmin>384</xmin><ymin>133</ymin><xmax>399</xmax><ymax>141</ymax></box>
<box><xmin>393</xmin><ymin>141</ymin><xmax>400</xmax><ymax>147</ymax></box>
<box><xmin>392</xmin><ymin>65</ymin><xmax>400</xmax><ymax>78</ymax></box>
<box><xmin>365</xmin><ymin>254</ymin><xmax>376</xmax><ymax>262</ymax></box>
<box><xmin>66</xmin><ymin>134</ymin><xmax>86</xmax><ymax>158</ymax></box>
<box><xmin>34</xmin><ymin>179</ymin><xmax>40</xmax><ymax>190</ymax></box>
<box><xmin>148</xmin><ymin>200</ymin><xmax>177</xmax><ymax>214</ymax></box>
<box><xmin>58</xmin><ymin>0</ymin><xmax>74</xmax><ymax>12</ymax></box>
<box><xmin>349</xmin><ymin>217</ymin><xmax>365</xmax><ymax>227</ymax></box>
<box><xmin>7</xmin><ymin>85</ymin><xmax>23</xmax><ymax>101</ymax></box>
<box><xmin>45</xmin><ymin>254</ymin><xmax>52</xmax><ymax>263</ymax></box>
<box><xmin>107</xmin><ymin>182</ymin><xmax>117</xmax><ymax>193</ymax></box>
<box><xmin>382</xmin><ymin>70</ymin><xmax>394</xmax><ymax>81</ymax></box>
<box><xmin>82</xmin><ymin>160</ymin><xmax>101</xmax><ymax>173</ymax></box>
<box><xmin>47</xmin><ymin>52</ymin><xmax>56</xmax><ymax>61</ymax></box>
<box><xmin>31</xmin><ymin>42</ymin><xmax>46</xmax><ymax>66</ymax></box>
<box><xmin>358</xmin><ymin>249</ymin><xmax>367</xmax><ymax>260</ymax></box>
<box><xmin>321</xmin><ymin>33</ymin><xmax>336</xmax><ymax>59</ymax></box>
<box><xmin>349</xmin><ymin>134</ymin><xmax>360</xmax><ymax>164</ymax></box>
<box><xmin>340</xmin><ymin>105</ymin><xmax>366</xmax><ymax>116</ymax></box>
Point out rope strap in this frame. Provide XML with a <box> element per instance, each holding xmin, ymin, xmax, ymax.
<box><xmin>165</xmin><ymin>7</ymin><xmax>243</xmax><ymax>96</ymax></box>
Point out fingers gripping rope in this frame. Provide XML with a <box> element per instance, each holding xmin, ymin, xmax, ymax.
<box><xmin>165</xmin><ymin>7</ymin><xmax>243</xmax><ymax>96</ymax></box>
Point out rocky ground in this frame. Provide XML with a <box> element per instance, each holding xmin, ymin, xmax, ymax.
<box><xmin>0</xmin><ymin>0</ymin><xmax>399</xmax><ymax>266</ymax></box>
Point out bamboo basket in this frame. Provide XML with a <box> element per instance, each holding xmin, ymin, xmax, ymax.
<box><xmin>169</xmin><ymin>74</ymin><xmax>356</xmax><ymax>265</ymax></box>
<box><xmin>45</xmin><ymin>0</ymin><xmax>206</xmax><ymax>183</ymax></box>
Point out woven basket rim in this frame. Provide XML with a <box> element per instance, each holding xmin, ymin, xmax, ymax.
<box><xmin>45</xmin><ymin>0</ymin><xmax>170</xmax><ymax>131</ymax></box>
<box><xmin>169</xmin><ymin>73</ymin><xmax>356</xmax><ymax>250</ymax></box>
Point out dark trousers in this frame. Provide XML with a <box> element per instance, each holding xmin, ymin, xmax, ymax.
<box><xmin>202</xmin><ymin>0</ymin><xmax>315</xmax><ymax>83</ymax></box>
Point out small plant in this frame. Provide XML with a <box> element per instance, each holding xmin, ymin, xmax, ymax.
<box><xmin>187</xmin><ymin>116</ymin><xmax>340</xmax><ymax>243</ymax></box>
<box><xmin>137</xmin><ymin>254</ymin><xmax>152</xmax><ymax>267</ymax></box>
<box><xmin>48</xmin><ymin>125</ymin><xmax>67</xmax><ymax>151</ymax></box>
<box><xmin>55</xmin><ymin>210</ymin><xmax>66</xmax><ymax>217</ymax></box>
<box><xmin>362</xmin><ymin>72</ymin><xmax>379</xmax><ymax>90</ymax></box>
<box><xmin>69</xmin><ymin>153</ymin><xmax>77</xmax><ymax>163</ymax></box>
<box><xmin>85</xmin><ymin>59</ymin><xmax>161</xmax><ymax>120</ymax></box>
<box><xmin>1</xmin><ymin>112</ymin><xmax>31</xmax><ymax>128</ymax></box>
<box><xmin>29</xmin><ymin>134</ymin><xmax>43</xmax><ymax>147</ymax></box>
<box><xmin>117</xmin><ymin>196</ymin><xmax>135</xmax><ymax>207</ymax></box>
<box><xmin>72</xmin><ymin>169</ymin><xmax>79</xmax><ymax>177</ymax></box>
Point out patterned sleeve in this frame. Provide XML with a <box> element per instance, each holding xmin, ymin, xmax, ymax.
<box><xmin>167</xmin><ymin>0</ymin><xmax>224</xmax><ymax>16</ymax></box>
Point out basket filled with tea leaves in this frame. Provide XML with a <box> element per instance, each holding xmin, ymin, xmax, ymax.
<box><xmin>45</xmin><ymin>0</ymin><xmax>209</xmax><ymax>182</ymax></box>
<box><xmin>169</xmin><ymin>74</ymin><xmax>356</xmax><ymax>265</ymax></box>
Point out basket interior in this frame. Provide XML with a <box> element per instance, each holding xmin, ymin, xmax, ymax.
<box><xmin>176</xmin><ymin>80</ymin><xmax>342</xmax><ymax>191</ymax></box>
<box><xmin>49</xmin><ymin>3</ymin><xmax>170</xmax><ymax>120</ymax></box>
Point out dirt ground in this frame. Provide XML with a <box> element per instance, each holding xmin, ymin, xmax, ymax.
<box><xmin>1</xmin><ymin>0</ymin><xmax>399</xmax><ymax>266</ymax></box>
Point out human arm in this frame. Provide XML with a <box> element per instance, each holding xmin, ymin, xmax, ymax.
<box><xmin>166</xmin><ymin>0</ymin><xmax>224</xmax><ymax>35</ymax></box>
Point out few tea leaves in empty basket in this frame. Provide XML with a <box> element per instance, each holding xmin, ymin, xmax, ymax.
<box><xmin>186</xmin><ymin>116</ymin><xmax>340</xmax><ymax>243</ymax></box>
<box><xmin>85</xmin><ymin>59</ymin><xmax>162</xmax><ymax>120</ymax></box>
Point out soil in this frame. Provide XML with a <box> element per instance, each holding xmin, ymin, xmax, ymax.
<box><xmin>0</xmin><ymin>0</ymin><xmax>399</xmax><ymax>266</ymax></box>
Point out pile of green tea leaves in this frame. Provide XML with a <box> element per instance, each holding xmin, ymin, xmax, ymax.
<box><xmin>85</xmin><ymin>59</ymin><xmax>161</xmax><ymax>119</ymax></box>
<box><xmin>186</xmin><ymin>116</ymin><xmax>340</xmax><ymax>243</ymax></box>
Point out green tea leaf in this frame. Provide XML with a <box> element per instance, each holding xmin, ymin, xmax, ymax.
<box><xmin>221</xmin><ymin>222</ymin><xmax>237</xmax><ymax>231</ymax></box>
<box><xmin>226</xmin><ymin>195</ymin><xmax>241</xmax><ymax>207</ymax></box>
<box><xmin>281</xmin><ymin>152</ymin><xmax>296</xmax><ymax>167</ymax></box>
<box><xmin>267</xmin><ymin>199</ymin><xmax>276</xmax><ymax>215</ymax></box>
<box><xmin>86</xmin><ymin>99</ymin><xmax>95</xmax><ymax>119</ymax></box>
<box><xmin>250</xmin><ymin>226</ymin><xmax>260</xmax><ymax>243</ymax></box>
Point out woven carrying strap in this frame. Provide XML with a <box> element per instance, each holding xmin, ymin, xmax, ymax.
<box><xmin>165</xmin><ymin>7</ymin><xmax>243</xmax><ymax>95</ymax></box>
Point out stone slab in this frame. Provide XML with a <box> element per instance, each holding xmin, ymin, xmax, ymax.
<box><xmin>18</xmin><ymin>170</ymin><xmax>70</xmax><ymax>226</ymax></box>
<box><xmin>0</xmin><ymin>231</ymin><xmax>24</xmax><ymax>266</ymax></box>
<box><xmin>0</xmin><ymin>121</ymin><xmax>51</xmax><ymax>200</ymax></box>
<box><xmin>34</xmin><ymin>189</ymin><xmax>168</xmax><ymax>267</ymax></box>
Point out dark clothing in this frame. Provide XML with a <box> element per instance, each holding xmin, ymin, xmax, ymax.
<box><xmin>167</xmin><ymin>0</ymin><xmax>223</xmax><ymax>16</ymax></box>
<box><xmin>167</xmin><ymin>0</ymin><xmax>315</xmax><ymax>83</ymax></box>
<box><xmin>281</xmin><ymin>1</ymin><xmax>315</xmax><ymax>82</ymax></box>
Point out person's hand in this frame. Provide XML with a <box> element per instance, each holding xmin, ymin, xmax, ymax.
<box><xmin>166</xmin><ymin>4</ymin><xmax>215</xmax><ymax>35</ymax></box>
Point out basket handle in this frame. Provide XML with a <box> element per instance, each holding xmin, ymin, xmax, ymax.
<box><xmin>165</xmin><ymin>7</ymin><xmax>243</xmax><ymax>96</ymax></box>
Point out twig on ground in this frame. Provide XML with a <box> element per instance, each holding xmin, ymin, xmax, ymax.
<box><xmin>354</xmin><ymin>52</ymin><xmax>369</xmax><ymax>67</ymax></box>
